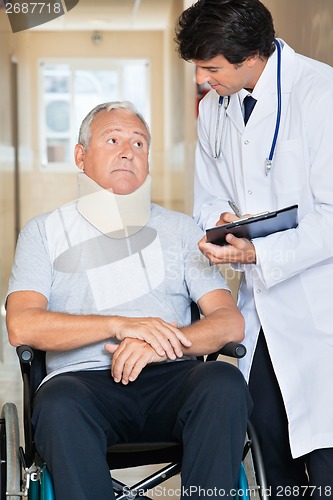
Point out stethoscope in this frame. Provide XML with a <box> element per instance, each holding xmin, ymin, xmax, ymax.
<box><xmin>214</xmin><ymin>39</ymin><xmax>282</xmax><ymax>176</ymax></box>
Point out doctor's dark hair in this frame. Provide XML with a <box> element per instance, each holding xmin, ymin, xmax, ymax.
<box><xmin>78</xmin><ymin>101</ymin><xmax>151</xmax><ymax>149</ymax></box>
<box><xmin>175</xmin><ymin>0</ymin><xmax>275</xmax><ymax>64</ymax></box>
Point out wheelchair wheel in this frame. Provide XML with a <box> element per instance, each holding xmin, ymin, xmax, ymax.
<box><xmin>39</xmin><ymin>465</ymin><xmax>55</xmax><ymax>500</ymax></box>
<box><xmin>237</xmin><ymin>462</ymin><xmax>250</xmax><ymax>500</ymax></box>
<box><xmin>245</xmin><ymin>421</ymin><xmax>269</xmax><ymax>500</ymax></box>
<box><xmin>26</xmin><ymin>459</ymin><xmax>55</xmax><ymax>500</ymax></box>
<box><xmin>0</xmin><ymin>403</ymin><xmax>21</xmax><ymax>500</ymax></box>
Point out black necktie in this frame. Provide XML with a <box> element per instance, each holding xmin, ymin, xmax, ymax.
<box><xmin>243</xmin><ymin>95</ymin><xmax>257</xmax><ymax>125</ymax></box>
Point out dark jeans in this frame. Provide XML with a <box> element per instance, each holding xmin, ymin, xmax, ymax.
<box><xmin>32</xmin><ymin>359</ymin><xmax>252</xmax><ymax>500</ymax></box>
<box><xmin>249</xmin><ymin>330</ymin><xmax>333</xmax><ymax>500</ymax></box>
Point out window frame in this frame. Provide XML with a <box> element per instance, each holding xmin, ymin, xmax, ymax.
<box><xmin>38</xmin><ymin>57</ymin><xmax>151</xmax><ymax>172</ymax></box>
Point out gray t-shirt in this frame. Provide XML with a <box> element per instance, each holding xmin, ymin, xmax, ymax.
<box><xmin>7</xmin><ymin>202</ymin><xmax>228</xmax><ymax>383</ymax></box>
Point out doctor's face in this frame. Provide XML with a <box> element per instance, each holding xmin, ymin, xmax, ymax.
<box><xmin>75</xmin><ymin>109</ymin><xmax>150</xmax><ymax>194</ymax></box>
<box><xmin>194</xmin><ymin>54</ymin><xmax>262</xmax><ymax>95</ymax></box>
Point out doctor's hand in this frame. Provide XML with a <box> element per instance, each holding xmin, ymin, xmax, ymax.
<box><xmin>112</xmin><ymin>316</ymin><xmax>191</xmax><ymax>360</ymax></box>
<box><xmin>105</xmin><ymin>339</ymin><xmax>166</xmax><ymax>385</ymax></box>
<box><xmin>216</xmin><ymin>211</ymin><xmax>254</xmax><ymax>226</ymax></box>
<box><xmin>198</xmin><ymin>233</ymin><xmax>256</xmax><ymax>265</ymax></box>
<box><xmin>216</xmin><ymin>211</ymin><xmax>240</xmax><ymax>225</ymax></box>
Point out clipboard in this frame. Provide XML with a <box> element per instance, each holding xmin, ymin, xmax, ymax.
<box><xmin>206</xmin><ymin>204</ymin><xmax>298</xmax><ymax>246</ymax></box>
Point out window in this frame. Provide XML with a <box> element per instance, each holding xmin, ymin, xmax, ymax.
<box><xmin>39</xmin><ymin>59</ymin><xmax>150</xmax><ymax>171</ymax></box>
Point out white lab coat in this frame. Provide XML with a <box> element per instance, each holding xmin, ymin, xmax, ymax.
<box><xmin>194</xmin><ymin>40</ymin><xmax>333</xmax><ymax>458</ymax></box>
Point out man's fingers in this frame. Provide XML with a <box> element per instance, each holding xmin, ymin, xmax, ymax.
<box><xmin>148</xmin><ymin>322</ymin><xmax>191</xmax><ymax>359</ymax></box>
<box><xmin>104</xmin><ymin>343</ymin><xmax>118</xmax><ymax>354</ymax></box>
<box><xmin>134</xmin><ymin>320</ymin><xmax>191</xmax><ymax>359</ymax></box>
<box><xmin>127</xmin><ymin>357</ymin><xmax>148</xmax><ymax>384</ymax></box>
<box><xmin>171</xmin><ymin>323</ymin><xmax>192</xmax><ymax>347</ymax></box>
<box><xmin>110</xmin><ymin>340</ymin><xmax>156</xmax><ymax>384</ymax></box>
<box><xmin>115</xmin><ymin>317</ymin><xmax>191</xmax><ymax>360</ymax></box>
<box><xmin>113</xmin><ymin>355</ymin><xmax>138</xmax><ymax>384</ymax></box>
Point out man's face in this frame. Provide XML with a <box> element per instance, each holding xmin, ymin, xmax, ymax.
<box><xmin>75</xmin><ymin>109</ymin><xmax>150</xmax><ymax>195</ymax></box>
<box><xmin>194</xmin><ymin>54</ymin><xmax>260</xmax><ymax>96</ymax></box>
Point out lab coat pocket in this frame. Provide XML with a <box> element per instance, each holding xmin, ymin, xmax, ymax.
<box><xmin>272</xmin><ymin>138</ymin><xmax>306</xmax><ymax>194</ymax></box>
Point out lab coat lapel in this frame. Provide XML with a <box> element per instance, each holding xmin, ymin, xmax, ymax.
<box><xmin>227</xmin><ymin>82</ymin><xmax>277</xmax><ymax>131</ymax></box>
<box><xmin>249</xmin><ymin>90</ymin><xmax>276</xmax><ymax>127</ymax></box>
<box><xmin>226</xmin><ymin>95</ymin><xmax>244</xmax><ymax>132</ymax></box>
<box><xmin>244</xmin><ymin>39</ymin><xmax>295</xmax><ymax>129</ymax></box>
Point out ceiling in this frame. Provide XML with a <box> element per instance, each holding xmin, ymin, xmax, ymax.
<box><xmin>33</xmin><ymin>0</ymin><xmax>174</xmax><ymax>31</ymax></box>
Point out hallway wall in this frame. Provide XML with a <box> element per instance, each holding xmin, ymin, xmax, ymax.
<box><xmin>266</xmin><ymin>0</ymin><xmax>333</xmax><ymax>65</ymax></box>
<box><xmin>0</xmin><ymin>13</ymin><xmax>15</xmax><ymax>334</ymax></box>
<box><xmin>1</xmin><ymin>0</ymin><xmax>333</xmax><ymax>318</ymax></box>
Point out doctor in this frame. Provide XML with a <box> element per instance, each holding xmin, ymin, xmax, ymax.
<box><xmin>175</xmin><ymin>0</ymin><xmax>333</xmax><ymax>498</ymax></box>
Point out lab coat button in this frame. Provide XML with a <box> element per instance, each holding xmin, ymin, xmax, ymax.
<box><xmin>256</xmin><ymin>289</ymin><xmax>261</xmax><ymax>294</ymax></box>
<box><xmin>244</xmin><ymin>140</ymin><xmax>249</xmax><ymax>145</ymax></box>
<box><xmin>248</xmin><ymin>190</ymin><xmax>253</xmax><ymax>195</ymax></box>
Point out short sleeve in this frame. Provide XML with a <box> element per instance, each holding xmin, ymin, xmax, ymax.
<box><xmin>6</xmin><ymin>217</ymin><xmax>52</xmax><ymax>303</ymax></box>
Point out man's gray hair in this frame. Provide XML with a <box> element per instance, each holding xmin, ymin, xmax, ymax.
<box><xmin>78</xmin><ymin>101</ymin><xmax>151</xmax><ymax>148</ymax></box>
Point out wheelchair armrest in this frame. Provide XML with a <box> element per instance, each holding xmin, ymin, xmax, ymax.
<box><xmin>16</xmin><ymin>346</ymin><xmax>35</xmax><ymax>466</ymax></box>
<box><xmin>16</xmin><ymin>345</ymin><xmax>46</xmax><ymax>395</ymax></box>
<box><xmin>206</xmin><ymin>342</ymin><xmax>246</xmax><ymax>362</ymax></box>
<box><xmin>219</xmin><ymin>341</ymin><xmax>246</xmax><ymax>358</ymax></box>
<box><xmin>16</xmin><ymin>345</ymin><xmax>47</xmax><ymax>467</ymax></box>
<box><xmin>16</xmin><ymin>345</ymin><xmax>35</xmax><ymax>363</ymax></box>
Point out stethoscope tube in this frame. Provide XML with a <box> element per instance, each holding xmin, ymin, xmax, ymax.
<box><xmin>265</xmin><ymin>38</ymin><xmax>282</xmax><ymax>175</ymax></box>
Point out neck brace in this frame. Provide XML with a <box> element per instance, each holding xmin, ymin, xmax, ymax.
<box><xmin>76</xmin><ymin>172</ymin><xmax>151</xmax><ymax>238</ymax></box>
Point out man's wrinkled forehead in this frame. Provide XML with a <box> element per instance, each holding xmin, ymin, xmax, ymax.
<box><xmin>101</xmin><ymin>126</ymin><xmax>149</xmax><ymax>144</ymax></box>
<box><xmin>91</xmin><ymin>108</ymin><xmax>150</xmax><ymax>145</ymax></box>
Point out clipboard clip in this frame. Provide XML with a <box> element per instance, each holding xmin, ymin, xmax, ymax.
<box><xmin>234</xmin><ymin>211</ymin><xmax>270</xmax><ymax>224</ymax></box>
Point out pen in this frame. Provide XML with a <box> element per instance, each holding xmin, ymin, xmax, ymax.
<box><xmin>228</xmin><ymin>200</ymin><xmax>242</xmax><ymax>218</ymax></box>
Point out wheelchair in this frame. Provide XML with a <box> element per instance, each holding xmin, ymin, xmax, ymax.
<box><xmin>1</xmin><ymin>305</ymin><xmax>268</xmax><ymax>499</ymax></box>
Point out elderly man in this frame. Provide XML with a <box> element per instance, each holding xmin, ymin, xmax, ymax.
<box><xmin>6</xmin><ymin>101</ymin><xmax>251</xmax><ymax>500</ymax></box>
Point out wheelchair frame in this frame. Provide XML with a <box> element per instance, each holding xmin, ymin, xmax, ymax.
<box><xmin>1</xmin><ymin>305</ymin><xmax>268</xmax><ymax>499</ymax></box>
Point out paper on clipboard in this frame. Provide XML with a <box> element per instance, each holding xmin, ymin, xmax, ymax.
<box><xmin>206</xmin><ymin>204</ymin><xmax>298</xmax><ymax>246</ymax></box>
